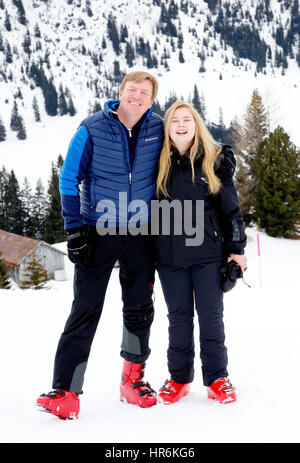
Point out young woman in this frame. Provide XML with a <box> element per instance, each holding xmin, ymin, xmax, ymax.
<box><xmin>155</xmin><ymin>101</ymin><xmax>247</xmax><ymax>405</ymax></box>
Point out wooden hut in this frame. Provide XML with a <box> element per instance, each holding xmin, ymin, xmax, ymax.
<box><xmin>0</xmin><ymin>230</ymin><xmax>66</xmax><ymax>285</ymax></box>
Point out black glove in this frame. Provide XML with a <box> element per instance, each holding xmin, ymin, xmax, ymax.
<box><xmin>220</xmin><ymin>260</ymin><xmax>243</xmax><ymax>292</ymax></box>
<box><xmin>67</xmin><ymin>225</ymin><xmax>93</xmax><ymax>267</ymax></box>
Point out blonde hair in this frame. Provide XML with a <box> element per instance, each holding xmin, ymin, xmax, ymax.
<box><xmin>119</xmin><ymin>71</ymin><xmax>159</xmax><ymax>100</ymax></box>
<box><xmin>156</xmin><ymin>101</ymin><xmax>222</xmax><ymax>198</ymax></box>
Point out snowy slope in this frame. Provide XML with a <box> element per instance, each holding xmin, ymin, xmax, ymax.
<box><xmin>0</xmin><ymin>0</ymin><xmax>299</xmax><ymax>188</ymax></box>
<box><xmin>0</xmin><ymin>227</ymin><xmax>299</xmax><ymax>444</ymax></box>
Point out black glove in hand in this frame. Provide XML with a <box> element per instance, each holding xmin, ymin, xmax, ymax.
<box><xmin>67</xmin><ymin>225</ymin><xmax>92</xmax><ymax>267</ymax></box>
<box><xmin>220</xmin><ymin>260</ymin><xmax>243</xmax><ymax>292</ymax></box>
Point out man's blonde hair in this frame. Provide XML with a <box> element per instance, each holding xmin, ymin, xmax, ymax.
<box><xmin>120</xmin><ymin>71</ymin><xmax>159</xmax><ymax>100</ymax></box>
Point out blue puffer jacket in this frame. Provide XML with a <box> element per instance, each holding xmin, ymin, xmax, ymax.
<box><xmin>59</xmin><ymin>100</ymin><xmax>164</xmax><ymax>229</ymax></box>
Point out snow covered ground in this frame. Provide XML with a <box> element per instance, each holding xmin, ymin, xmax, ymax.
<box><xmin>0</xmin><ymin>227</ymin><xmax>299</xmax><ymax>444</ymax></box>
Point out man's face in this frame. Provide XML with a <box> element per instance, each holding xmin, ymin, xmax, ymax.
<box><xmin>119</xmin><ymin>79</ymin><xmax>154</xmax><ymax>119</ymax></box>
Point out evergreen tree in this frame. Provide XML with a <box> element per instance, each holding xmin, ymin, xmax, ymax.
<box><xmin>22</xmin><ymin>29</ymin><xmax>31</xmax><ymax>56</ymax></box>
<box><xmin>16</xmin><ymin>115</ymin><xmax>27</xmax><ymax>140</ymax></box>
<box><xmin>32</xmin><ymin>96</ymin><xmax>41</xmax><ymax>122</ymax></box>
<box><xmin>0</xmin><ymin>116</ymin><xmax>6</xmax><ymax>142</ymax></box>
<box><xmin>5</xmin><ymin>41</ymin><xmax>12</xmax><ymax>64</ymax></box>
<box><xmin>43</xmin><ymin>77</ymin><xmax>58</xmax><ymax>116</ymax></box>
<box><xmin>0</xmin><ymin>166</ymin><xmax>8</xmax><ymax>230</ymax></box>
<box><xmin>192</xmin><ymin>85</ymin><xmax>205</xmax><ymax>119</ymax></box>
<box><xmin>44</xmin><ymin>160</ymin><xmax>66</xmax><ymax>244</ymax></box>
<box><xmin>85</xmin><ymin>0</ymin><xmax>93</xmax><ymax>17</ymax></box>
<box><xmin>120</xmin><ymin>24</ymin><xmax>128</xmax><ymax>42</ymax></box>
<box><xmin>21</xmin><ymin>177</ymin><xmax>33</xmax><ymax>237</ymax></box>
<box><xmin>10</xmin><ymin>100</ymin><xmax>21</xmax><ymax>132</ymax></box>
<box><xmin>67</xmin><ymin>95</ymin><xmax>76</xmax><ymax>116</ymax></box>
<box><xmin>4</xmin><ymin>170</ymin><xmax>24</xmax><ymax>235</ymax></box>
<box><xmin>31</xmin><ymin>178</ymin><xmax>46</xmax><ymax>240</ymax></box>
<box><xmin>107</xmin><ymin>13</ymin><xmax>121</xmax><ymax>55</ymax></box>
<box><xmin>34</xmin><ymin>23</ymin><xmax>41</xmax><ymax>38</ymax></box>
<box><xmin>125</xmin><ymin>41</ymin><xmax>135</xmax><ymax>67</ymax></box>
<box><xmin>58</xmin><ymin>84</ymin><xmax>68</xmax><ymax>115</ymax></box>
<box><xmin>179</xmin><ymin>50</ymin><xmax>185</xmax><ymax>63</ymax></box>
<box><xmin>0</xmin><ymin>252</ymin><xmax>10</xmax><ymax>289</ymax></box>
<box><xmin>237</xmin><ymin>89</ymin><xmax>269</xmax><ymax>223</ymax></box>
<box><xmin>253</xmin><ymin>127</ymin><xmax>300</xmax><ymax>237</ymax></box>
<box><xmin>0</xmin><ymin>31</ymin><xmax>4</xmax><ymax>53</ymax></box>
<box><xmin>13</xmin><ymin>0</ymin><xmax>27</xmax><ymax>25</ymax></box>
<box><xmin>242</xmin><ymin>89</ymin><xmax>268</xmax><ymax>164</ymax></box>
<box><xmin>93</xmin><ymin>101</ymin><xmax>102</xmax><ymax>113</ymax></box>
<box><xmin>217</xmin><ymin>108</ymin><xmax>226</xmax><ymax>137</ymax></box>
<box><xmin>20</xmin><ymin>250</ymin><xmax>48</xmax><ymax>290</ymax></box>
<box><xmin>4</xmin><ymin>10</ymin><xmax>11</xmax><ymax>31</ymax></box>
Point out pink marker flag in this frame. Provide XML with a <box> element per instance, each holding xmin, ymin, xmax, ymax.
<box><xmin>257</xmin><ymin>233</ymin><xmax>262</xmax><ymax>286</ymax></box>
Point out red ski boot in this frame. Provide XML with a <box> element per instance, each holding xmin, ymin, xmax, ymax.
<box><xmin>120</xmin><ymin>361</ymin><xmax>157</xmax><ymax>408</ymax></box>
<box><xmin>36</xmin><ymin>389</ymin><xmax>80</xmax><ymax>419</ymax></box>
<box><xmin>158</xmin><ymin>379</ymin><xmax>191</xmax><ymax>404</ymax></box>
<box><xmin>207</xmin><ymin>377</ymin><xmax>236</xmax><ymax>404</ymax></box>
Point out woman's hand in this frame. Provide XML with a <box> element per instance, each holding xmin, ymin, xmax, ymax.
<box><xmin>227</xmin><ymin>254</ymin><xmax>247</xmax><ymax>272</ymax></box>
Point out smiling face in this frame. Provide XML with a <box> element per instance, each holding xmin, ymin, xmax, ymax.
<box><xmin>118</xmin><ymin>79</ymin><xmax>154</xmax><ymax>123</ymax></box>
<box><xmin>169</xmin><ymin>106</ymin><xmax>196</xmax><ymax>154</ymax></box>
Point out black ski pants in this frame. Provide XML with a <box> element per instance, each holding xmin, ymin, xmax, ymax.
<box><xmin>52</xmin><ymin>231</ymin><xmax>155</xmax><ymax>394</ymax></box>
<box><xmin>157</xmin><ymin>261</ymin><xmax>228</xmax><ymax>387</ymax></box>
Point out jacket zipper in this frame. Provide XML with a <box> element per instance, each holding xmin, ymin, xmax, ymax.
<box><xmin>209</xmin><ymin>215</ymin><xmax>219</xmax><ymax>242</ymax></box>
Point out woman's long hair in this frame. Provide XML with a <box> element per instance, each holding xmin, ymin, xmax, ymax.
<box><xmin>156</xmin><ymin>101</ymin><xmax>222</xmax><ymax>197</ymax></box>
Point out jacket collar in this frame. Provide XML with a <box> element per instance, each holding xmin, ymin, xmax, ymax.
<box><xmin>171</xmin><ymin>144</ymin><xmax>204</xmax><ymax>166</ymax></box>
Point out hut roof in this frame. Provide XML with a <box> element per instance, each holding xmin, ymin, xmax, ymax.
<box><xmin>0</xmin><ymin>230</ymin><xmax>65</xmax><ymax>267</ymax></box>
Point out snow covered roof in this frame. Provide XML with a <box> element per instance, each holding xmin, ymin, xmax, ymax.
<box><xmin>0</xmin><ymin>230</ymin><xmax>65</xmax><ymax>267</ymax></box>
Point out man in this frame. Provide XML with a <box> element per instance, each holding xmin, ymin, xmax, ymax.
<box><xmin>36</xmin><ymin>71</ymin><xmax>164</xmax><ymax>419</ymax></box>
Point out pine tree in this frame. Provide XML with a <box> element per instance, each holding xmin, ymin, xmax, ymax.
<box><xmin>253</xmin><ymin>127</ymin><xmax>300</xmax><ymax>237</ymax></box>
<box><xmin>4</xmin><ymin>10</ymin><xmax>11</xmax><ymax>31</ymax></box>
<box><xmin>34</xmin><ymin>23</ymin><xmax>41</xmax><ymax>38</ymax></box>
<box><xmin>125</xmin><ymin>41</ymin><xmax>135</xmax><ymax>67</ymax></box>
<box><xmin>5</xmin><ymin>41</ymin><xmax>12</xmax><ymax>63</ymax></box>
<box><xmin>0</xmin><ymin>116</ymin><xmax>6</xmax><ymax>142</ymax></box>
<box><xmin>31</xmin><ymin>178</ymin><xmax>46</xmax><ymax>240</ymax></box>
<box><xmin>43</xmin><ymin>77</ymin><xmax>58</xmax><ymax>116</ymax></box>
<box><xmin>13</xmin><ymin>0</ymin><xmax>27</xmax><ymax>26</ymax></box>
<box><xmin>242</xmin><ymin>89</ymin><xmax>268</xmax><ymax>162</ymax></box>
<box><xmin>0</xmin><ymin>166</ymin><xmax>8</xmax><ymax>230</ymax></box>
<box><xmin>10</xmin><ymin>100</ymin><xmax>21</xmax><ymax>132</ymax></box>
<box><xmin>22</xmin><ymin>29</ymin><xmax>31</xmax><ymax>56</ymax></box>
<box><xmin>32</xmin><ymin>96</ymin><xmax>41</xmax><ymax>122</ymax></box>
<box><xmin>107</xmin><ymin>13</ymin><xmax>121</xmax><ymax>55</ymax></box>
<box><xmin>20</xmin><ymin>250</ymin><xmax>48</xmax><ymax>290</ymax></box>
<box><xmin>0</xmin><ymin>252</ymin><xmax>10</xmax><ymax>289</ymax></box>
<box><xmin>192</xmin><ymin>85</ymin><xmax>204</xmax><ymax>119</ymax></box>
<box><xmin>58</xmin><ymin>84</ymin><xmax>68</xmax><ymax>115</ymax></box>
<box><xmin>44</xmin><ymin>160</ymin><xmax>66</xmax><ymax>244</ymax></box>
<box><xmin>21</xmin><ymin>177</ymin><xmax>33</xmax><ymax>237</ymax></box>
<box><xmin>67</xmin><ymin>95</ymin><xmax>76</xmax><ymax>116</ymax></box>
<box><xmin>4</xmin><ymin>170</ymin><xmax>24</xmax><ymax>235</ymax></box>
<box><xmin>0</xmin><ymin>32</ymin><xmax>4</xmax><ymax>53</ymax></box>
<box><xmin>238</xmin><ymin>89</ymin><xmax>269</xmax><ymax>223</ymax></box>
<box><xmin>16</xmin><ymin>115</ymin><xmax>27</xmax><ymax>140</ymax></box>
<box><xmin>179</xmin><ymin>50</ymin><xmax>185</xmax><ymax>63</ymax></box>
